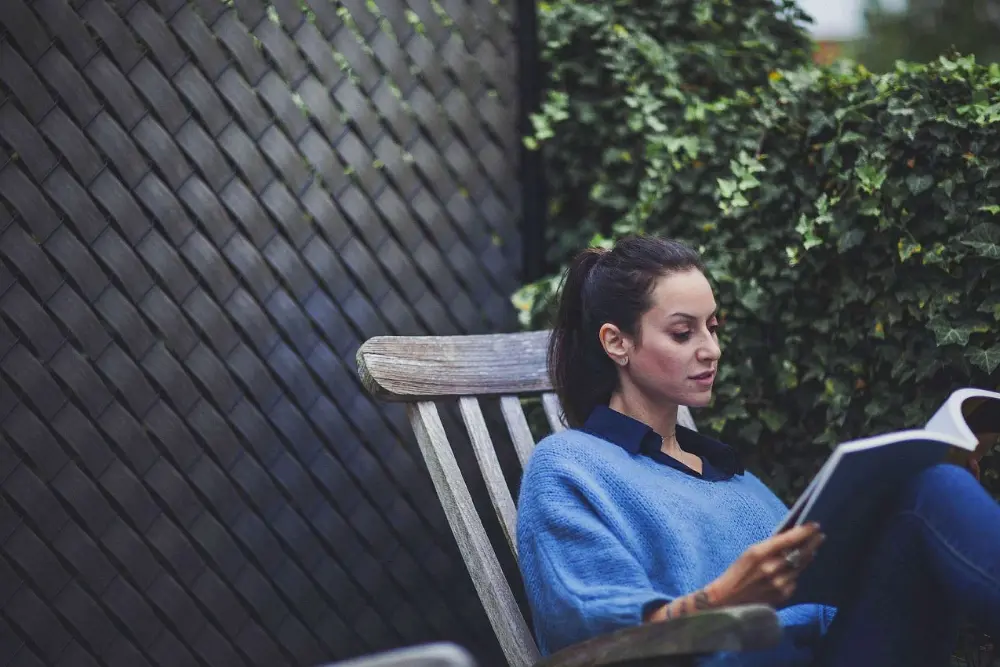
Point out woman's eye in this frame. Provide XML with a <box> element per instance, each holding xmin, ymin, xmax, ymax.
<box><xmin>672</xmin><ymin>332</ymin><xmax>692</xmax><ymax>342</ymax></box>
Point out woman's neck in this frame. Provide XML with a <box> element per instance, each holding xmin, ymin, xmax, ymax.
<box><xmin>608</xmin><ymin>386</ymin><xmax>680</xmax><ymax>454</ymax></box>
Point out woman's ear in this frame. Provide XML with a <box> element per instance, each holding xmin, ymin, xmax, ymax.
<box><xmin>599</xmin><ymin>323</ymin><xmax>630</xmax><ymax>366</ymax></box>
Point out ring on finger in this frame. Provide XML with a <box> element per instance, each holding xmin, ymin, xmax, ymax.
<box><xmin>784</xmin><ymin>548</ymin><xmax>804</xmax><ymax>570</ymax></box>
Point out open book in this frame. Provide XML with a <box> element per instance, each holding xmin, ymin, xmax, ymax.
<box><xmin>773</xmin><ymin>387</ymin><xmax>1000</xmax><ymax>608</ymax></box>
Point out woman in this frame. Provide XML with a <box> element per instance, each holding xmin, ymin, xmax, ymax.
<box><xmin>516</xmin><ymin>235</ymin><xmax>1000</xmax><ymax>667</ymax></box>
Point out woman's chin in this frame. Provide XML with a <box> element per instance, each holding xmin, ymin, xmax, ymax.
<box><xmin>684</xmin><ymin>391</ymin><xmax>713</xmax><ymax>408</ymax></box>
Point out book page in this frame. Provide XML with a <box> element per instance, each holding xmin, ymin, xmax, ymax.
<box><xmin>926</xmin><ymin>389</ymin><xmax>1000</xmax><ymax>466</ymax></box>
<box><xmin>924</xmin><ymin>388</ymin><xmax>1000</xmax><ymax>445</ymax></box>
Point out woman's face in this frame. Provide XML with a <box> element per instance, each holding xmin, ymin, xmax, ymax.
<box><xmin>625</xmin><ymin>269</ymin><xmax>721</xmax><ymax>408</ymax></box>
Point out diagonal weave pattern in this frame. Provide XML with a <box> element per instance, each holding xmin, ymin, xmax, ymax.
<box><xmin>0</xmin><ymin>0</ymin><xmax>521</xmax><ymax>664</ymax></box>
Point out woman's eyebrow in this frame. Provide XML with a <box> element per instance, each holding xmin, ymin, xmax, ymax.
<box><xmin>668</xmin><ymin>309</ymin><xmax>718</xmax><ymax>321</ymax></box>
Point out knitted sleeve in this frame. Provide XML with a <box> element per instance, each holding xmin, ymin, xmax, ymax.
<box><xmin>517</xmin><ymin>453</ymin><xmax>670</xmax><ymax>655</ymax></box>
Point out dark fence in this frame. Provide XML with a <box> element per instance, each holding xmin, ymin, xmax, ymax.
<box><xmin>0</xmin><ymin>0</ymin><xmax>526</xmax><ymax>664</ymax></box>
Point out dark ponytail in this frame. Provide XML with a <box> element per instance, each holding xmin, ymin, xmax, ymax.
<box><xmin>548</xmin><ymin>235</ymin><xmax>705</xmax><ymax>428</ymax></box>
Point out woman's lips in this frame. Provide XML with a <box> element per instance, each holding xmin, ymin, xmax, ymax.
<box><xmin>690</xmin><ymin>370</ymin><xmax>716</xmax><ymax>386</ymax></box>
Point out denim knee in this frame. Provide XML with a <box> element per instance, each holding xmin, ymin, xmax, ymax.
<box><xmin>914</xmin><ymin>461</ymin><xmax>969</xmax><ymax>486</ymax></box>
<box><xmin>899</xmin><ymin>462</ymin><xmax>979</xmax><ymax>516</ymax></box>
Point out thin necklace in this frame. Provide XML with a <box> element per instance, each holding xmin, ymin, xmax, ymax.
<box><xmin>661</xmin><ymin>432</ymin><xmax>678</xmax><ymax>450</ymax></box>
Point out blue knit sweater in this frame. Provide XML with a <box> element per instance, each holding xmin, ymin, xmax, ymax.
<box><xmin>517</xmin><ymin>427</ymin><xmax>836</xmax><ymax>665</ymax></box>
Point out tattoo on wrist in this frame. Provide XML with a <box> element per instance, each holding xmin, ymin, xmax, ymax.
<box><xmin>660</xmin><ymin>589</ymin><xmax>712</xmax><ymax>622</ymax></box>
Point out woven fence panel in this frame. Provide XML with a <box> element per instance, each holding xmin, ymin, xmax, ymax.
<box><xmin>0</xmin><ymin>0</ymin><xmax>522</xmax><ymax>664</ymax></box>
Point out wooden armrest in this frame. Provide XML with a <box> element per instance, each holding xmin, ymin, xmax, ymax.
<box><xmin>536</xmin><ymin>604</ymin><xmax>781</xmax><ymax>667</ymax></box>
<box><xmin>320</xmin><ymin>642</ymin><xmax>477</xmax><ymax>667</ymax></box>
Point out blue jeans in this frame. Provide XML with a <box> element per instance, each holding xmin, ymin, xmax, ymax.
<box><xmin>710</xmin><ymin>463</ymin><xmax>1000</xmax><ymax>667</ymax></box>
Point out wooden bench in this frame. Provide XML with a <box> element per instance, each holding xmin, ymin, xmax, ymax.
<box><xmin>357</xmin><ymin>331</ymin><xmax>780</xmax><ymax>667</ymax></box>
<box><xmin>324</xmin><ymin>642</ymin><xmax>476</xmax><ymax>667</ymax></box>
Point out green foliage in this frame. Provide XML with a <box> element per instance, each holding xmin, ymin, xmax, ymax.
<box><xmin>518</xmin><ymin>0</ymin><xmax>1000</xmax><ymax>503</ymax></box>
<box><xmin>529</xmin><ymin>0</ymin><xmax>815</xmax><ymax>266</ymax></box>
<box><xmin>859</xmin><ymin>0</ymin><xmax>1000</xmax><ymax>73</ymax></box>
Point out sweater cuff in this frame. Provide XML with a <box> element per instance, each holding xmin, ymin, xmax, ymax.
<box><xmin>590</xmin><ymin>591</ymin><xmax>672</xmax><ymax>633</ymax></box>
<box><xmin>640</xmin><ymin>596</ymin><xmax>672</xmax><ymax>621</ymax></box>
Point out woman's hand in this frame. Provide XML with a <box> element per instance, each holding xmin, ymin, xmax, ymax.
<box><xmin>645</xmin><ymin>522</ymin><xmax>825</xmax><ymax>623</ymax></box>
<box><xmin>706</xmin><ymin>522</ymin><xmax>825</xmax><ymax>608</ymax></box>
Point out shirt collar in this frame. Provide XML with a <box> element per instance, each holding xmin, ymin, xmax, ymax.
<box><xmin>580</xmin><ymin>404</ymin><xmax>744</xmax><ymax>480</ymax></box>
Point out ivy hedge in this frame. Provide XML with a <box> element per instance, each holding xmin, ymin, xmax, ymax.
<box><xmin>517</xmin><ymin>0</ymin><xmax>1000</xmax><ymax>502</ymax></box>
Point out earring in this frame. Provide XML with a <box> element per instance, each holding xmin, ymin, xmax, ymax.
<box><xmin>618</xmin><ymin>356</ymin><xmax>628</xmax><ymax>366</ymax></box>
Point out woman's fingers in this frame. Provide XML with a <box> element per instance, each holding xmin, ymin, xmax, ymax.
<box><xmin>765</xmin><ymin>522</ymin><xmax>822</xmax><ymax>555</ymax></box>
<box><xmin>802</xmin><ymin>531</ymin><xmax>826</xmax><ymax>558</ymax></box>
<box><xmin>778</xmin><ymin>579</ymin><xmax>798</xmax><ymax>601</ymax></box>
<box><xmin>767</xmin><ymin>572</ymin><xmax>798</xmax><ymax>603</ymax></box>
<box><xmin>721</xmin><ymin>524</ymin><xmax>826</xmax><ymax>608</ymax></box>
<box><xmin>777</xmin><ymin>532</ymin><xmax>825</xmax><ymax>575</ymax></box>
<box><xmin>760</xmin><ymin>559</ymin><xmax>782</xmax><ymax>576</ymax></box>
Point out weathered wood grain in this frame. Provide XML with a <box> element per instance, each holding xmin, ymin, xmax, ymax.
<box><xmin>325</xmin><ymin>641</ymin><xmax>477</xmax><ymax>667</ymax></box>
<box><xmin>357</xmin><ymin>331</ymin><xmax>552</xmax><ymax>400</ymax></box>
<box><xmin>541</xmin><ymin>392</ymin><xmax>565</xmax><ymax>433</ymax></box>
<box><xmin>408</xmin><ymin>401</ymin><xmax>540</xmax><ymax>667</ymax></box>
<box><xmin>537</xmin><ymin>605</ymin><xmax>781</xmax><ymax>667</ymax></box>
<box><xmin>499</xmin><ymin>395</ymin><xmax>535</xmax><ymax>467</ymax></box>
<box><xmin>459</xmin><ymin>396</ymin><xmax>518</xmax><ymax>559</ymax></box>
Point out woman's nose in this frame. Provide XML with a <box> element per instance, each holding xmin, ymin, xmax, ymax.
<box><xmin>699</xmin><ymin>337</ymin><xmax>721</xmax><ymax>361</ymax></box>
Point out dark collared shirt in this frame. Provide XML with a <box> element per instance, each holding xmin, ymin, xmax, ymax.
<box><xmin>580</xmin><ymin>404</ymin><xmax>744</xmax><ymax>481</ymax></box>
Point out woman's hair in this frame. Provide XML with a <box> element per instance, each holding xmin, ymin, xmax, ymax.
<box><xmin>548</xmin><ymin>234</ymin><xmax>705</xmax><ymax>427</ymax></box>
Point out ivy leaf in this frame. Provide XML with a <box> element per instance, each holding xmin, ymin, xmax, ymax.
<box><xmin>928</xmin><ymin>318</ymin><xmax>972</xmax><ymax>347</ymax></box>
<box><xmin>837</xmin><ymin>229</ymin><xmax>865</xmax><ymax>252</ymax></box>
<box><xmin>693</xmin><ymin>1</ymin><xmax>713</xmax><ymax>24</ymax></box>
<box><xmin>966</xmin><ymin>346</ymin><xmax>1000</xmax><ymax>375</ymax></box>
<box><xmin>898</xmin><ymin>238</ymin><xmax>922</xmax><ymax>261</ymax></box>
<box><xmin>717</xmin><ymin>178</ymin><xmax>738</xmax><ymax>198</ymax></box>
<box><xmin>891</xmin><ymin>355</ymin><xmax>916</xmax><ymax>382</ymax></box>
<box><xmin>859</xmin><ymin>200</ymin><xmax>880</xmax><ymax>217</ymax></box>
<box><xmin>978</xmin><ymin>296</ymin><xmax>1000</xmax><ymax>321</ymax></box>
<box><xmin>960</xmin><ymin>223</ymin><xmax>1000</xmax><ymax>259</ymax></box>
<box><xmin>758</xmin><ymin>409</ymin><xmax>788</xmax><ymax>432</ymax></box>
<box><xmin>906</xmin><ymin>173</ymin><xmax>934</xmax><ymax>194</ymax></box>
<box><xmin>739</xmin><ymin>420</ymin><xmax>763</xmax><ymax>444</ymax></box>
<box><xmin>855</xmin><ymin>163</ymin><xmax>886</xmax><ymax>192</ymax></box>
